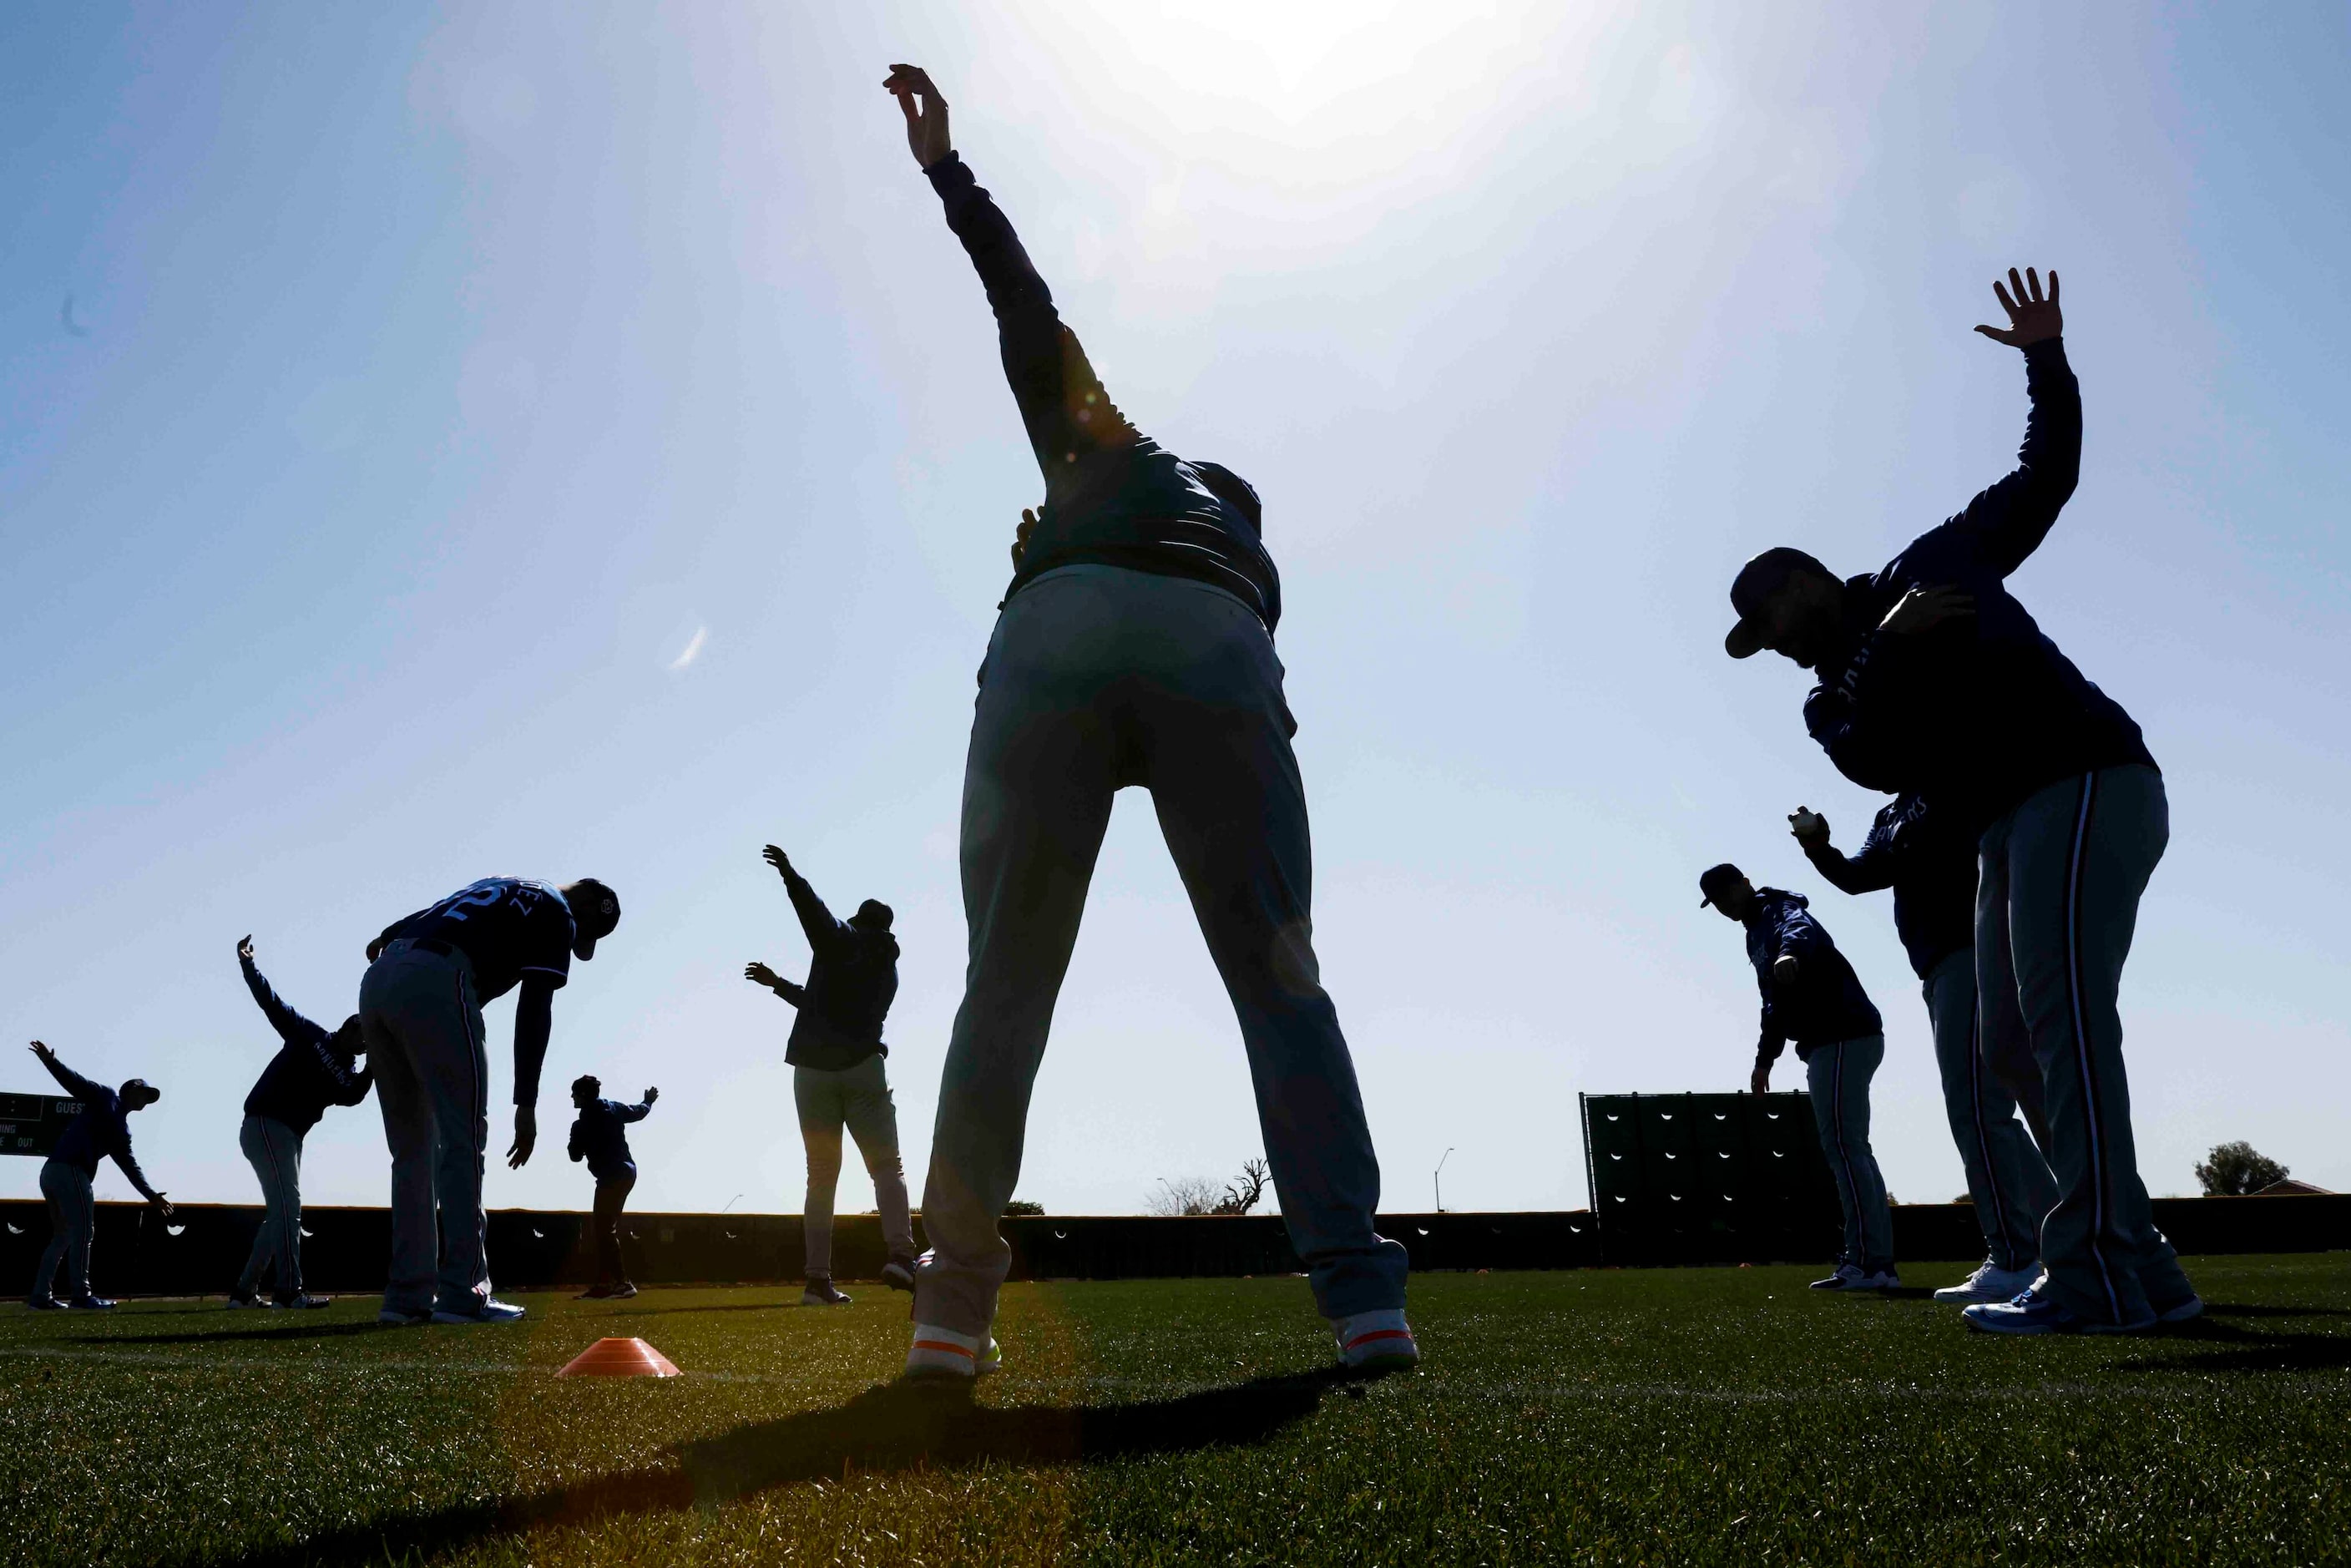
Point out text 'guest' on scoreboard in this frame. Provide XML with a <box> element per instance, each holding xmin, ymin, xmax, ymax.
<box><xmin>0</xmin><ymin>1093</ymin><xmax>85</xmax><ymax>1158</ymax></box>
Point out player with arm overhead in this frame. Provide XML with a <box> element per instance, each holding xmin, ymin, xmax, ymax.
<box><xmin>745</xmin><ymin>843</ymin><xmax>917</xmax><ymax>1305</ymax></box>
<box><xmin>879</xmin><ymin>65</ymin><xmax>1410</xmax><ymax>1383</ymax></box>
<box><xmin>566</xmin><ymin>1075</ymin><xmax>657</xmax><ymax>1299</ymax></box>
<box><xmin>361</xmin><ymin>876</ymin><xmax>619</xmax><ymax>1325</ymax></box>
<box><xmin>1698</xmin><ymin>865</ymin><xmax>1894</xmax><ymax>1292</ymax></box>
<box><xmin>1723</xmin><ymin>270</ymin><xmax>2197</xmax><ymax>1334</ymax></box>
<box><xmin>228</xmin><ymin>935</ymin><xmax>374</xmax><ymax>1309</ymax></box>
<box><xmin>1788</xmin><ymin>802</ymin><xmax>2055</xmax><ymax>1305</ymax></box>
<box><xmin>25</xmin><ymin>1041</ymin><xmax>169</xmax><ymax>1310</ymax></box>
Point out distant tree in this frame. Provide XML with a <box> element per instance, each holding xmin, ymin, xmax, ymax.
<box><xmin>1148</xmin><ymin>1160</ymin><xmax>1271</xmax><ymax>1216</ymax></box>
<box><xmin>2196</xmin><ymin>1141</ymin><xmax>2289</xmax><ymax>1196</ymax></box>
<box><xmin>1211</xmin><ymin>1159</ymin><xmax>1271</xmax><ymax>1216</ymax></box>
<box><xmin>1146</xmin><ymin>1176</ymin><xmax>1221</xmax><ymax>1216</ymax></box>
<box><xmin>1004</xmin><ymin>1199</ymin><xmax>1044</xmax><ymax>1216</ymax></box>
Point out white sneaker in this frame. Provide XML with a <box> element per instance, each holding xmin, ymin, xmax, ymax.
<box><xmin>902</xmin><ymin>1323</ymin><xmax>1003</xmax><ymax>1381</ymax></box>
<box><xmin>1810</xmin><ymin>1263</ymin><xmax>1899</xmax><ymax>1291</ymax></box>
<box><xmin>431</xmin><ymin>1297</ymin><xmax>526</xmax><ymax>1324</ymax></box>
<box><xmin>1934</xmin><ymin>1260</ymin><xmax>2043</xmax><ymax>1305</ymax></box>
<box><xmin>1333</xmin><ymin>1309</ymin><xmax>1420</xmax><ymax>1371</ymax></box>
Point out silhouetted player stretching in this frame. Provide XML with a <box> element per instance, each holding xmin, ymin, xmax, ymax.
<box><xmin>1723</xmin><ymin>270</ymin><xmax>2197</xmax><ymax>1334</ymax></box>
<box><xmin>882</xmin><ymin>64</ymin><xmax>1412</xmax><ymax>1381</ymax></box>
<box><xmin>744</xmin><ymin>844</ymin><xmax>916</xmax><ymax>1306</ymax></box>
<box><xmin>230</xmin><ymin>935</ymin><xmax>374</xmax><ymax>1309</ymax></box>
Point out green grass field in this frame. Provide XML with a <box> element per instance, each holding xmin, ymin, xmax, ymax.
<box><xmin>3</xmin><ymin>1256</ymin><xmax>2346</xmax><ymax>1566</ymax></box>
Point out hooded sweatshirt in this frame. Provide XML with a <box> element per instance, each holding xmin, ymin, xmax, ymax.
<box><xmin>770</xmin><ymin>864</ymin><xmax>898</xmax><ymax>1073</ymax></box>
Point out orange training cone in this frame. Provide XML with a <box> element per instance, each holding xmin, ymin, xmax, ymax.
<box><xmin>556</xmin><ymin>1337</ymin><xmax>682</xmax><ymax>1378</ymax></box>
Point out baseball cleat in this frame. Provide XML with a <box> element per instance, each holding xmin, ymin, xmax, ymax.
<box><xmin>1933</xmin><ymin>1260</ymin><xmax>2042</xmax><ymax>1304</ymax></box>
<box><xmin>27</xmin><ymin>1295</ymin><xmax>65</xmax><ymax>1312</ymax></box>
<box><xmin>1334</xmin><ymin>1309</ymin><xmax>1420</xmax><ymax>1372</ymax></box>
<box><xmin>609</xmin><ymin>1282</ymin><xmax>639</xmax><ymax>1300</ymax></box>
<box><xmin>1810</xmin><ymin>1264</ymin><xmax>1899</xmax><ymax>1291</ymax></box>
<box><xmin>65</xmin><ymin>1296</ymin><xmax>118</xmax><ymax>1310</ymax></box>
<box><xmin>881</xmin><ymin>1255</ymin><xmax>918</xmax><ymax>1292</ymax></box>
<box><xmin>225</xmin><ymin>1291</ymin><xmax>263</xmax><ymax>1310</ymax></box>
<box><xmin>273</xmin><ymin>1294</ymin><xmax>332</xmax><ymax>1310</ymax></box>
<box><xmin>431</xmin><ymin>1297</ymin><xmax>526</xmax><ymax>1325</ymax></box>
<box><xmin>902</xmin><ymin>1323</ymin><xmax>1003</xmax><ymax>1381</ymax></box>
<box><xmin>802</xmin><ymin>1277</ymin><xmax>852</xmax><ymax>1307</ymax></box>
<box><xmin>1963</xmin><ymin>1285</ymin><xmax>2154</xmax><ymax>1336</ymax></box>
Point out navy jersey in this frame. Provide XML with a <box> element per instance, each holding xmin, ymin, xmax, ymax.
<box><xmin>568</xmin><ymin>1097</ymin><xmax>652</xmax><ymax>1182</ymax></box>
<box><xmin>240</xmin><ymin>954</ymin><xmax>373</xmax><ymax>1136</ymax></box>
<box><xmin>925</xmin><ymin>154</ymin><xmax>1283</xmax><ymax>631</ymax></box>
<box><xmin>1800</xmin><ymin>794</ymin><xmax>1977</xmax><ymax>980</ymax></box>
<box><xmin>1802</xmin><ymin>341</ymin><xmax>2155</xmax><ymax>824</ymax></box>
<box><xmin>1743</xmin><ymin>890</ymin><xmax>1883</xmax><ymax>1070</ymax></box>
<box><xmin>376</xmin><ymin>878</ymin><xmax>575</xmax><ymax>1002</ymax></box>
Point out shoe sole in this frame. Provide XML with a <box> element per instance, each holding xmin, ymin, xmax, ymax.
<box><xmin>1933</xmin><ymin>1288</ymin><xmax>2016</xmax><ymax>1304</ymax></box>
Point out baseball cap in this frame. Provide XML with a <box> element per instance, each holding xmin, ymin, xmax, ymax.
<box><xmin>567</xmin><ymin>878</ymin><xmax>620</xmax><ymax>959</ymax></box>
<box><xmin>1697</xmin><ymin>862</ymin><xmax>1747</xmax><ymax>908</ymax></box>
<box><xmin>120</xmin><ymin>1078</ymin><xmax>159</xmax><ymax>1105</ymax></box>
<box><xmin>851</xmin><ymin>899</ymin><xmax>894</xmax><ymax>931</ymax></box>
<box><xmin>1724</xmin><ymin>547</ymin><xmax>1834</xmax><ymax>660</ymax></box>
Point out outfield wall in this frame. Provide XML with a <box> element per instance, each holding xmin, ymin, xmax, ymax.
<box><xmin>3</xmin><ymin>1196</ymin><xmax>2343</xmax><ymax>1297</ymax></box>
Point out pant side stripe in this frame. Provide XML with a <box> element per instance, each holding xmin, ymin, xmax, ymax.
<box><xmin>2066</xmin><ymin>773</ymin><xmax>2122</xmax><ymax>1319</ymax></box>
<box><xmin>1828</xmin><ymin>1045</ymin><xmax>1863</xmax><ymax>1265</ymax></box>
<box><xmin>1964</xmin><ymin>984</ymin><xmax>2012</xmax><ymax>1264</ymax></box>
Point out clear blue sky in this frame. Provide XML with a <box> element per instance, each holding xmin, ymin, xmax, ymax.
<box><xmin>4</xmin><ymin>3</ymin><xmax>2346</xmax><ymax>1220</ymax></box>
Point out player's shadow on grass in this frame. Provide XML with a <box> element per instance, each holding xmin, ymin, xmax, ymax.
<box><xmin>206</xmin><ymin>1366</ymin><xmax>1358</xmax><ymax>1566</ymax></box>
<box><xmin>2111</xmin><ymin>1318</ymin><xmax>2351</xmax><ymax>1374</ymax></box>
<box><xmin>614</xmin><ymin>1299</ymin><xmax>803</xmax><ymax>1318</ymax></box>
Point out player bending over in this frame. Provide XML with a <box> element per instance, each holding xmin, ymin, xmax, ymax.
<box><xmin>25</xmin><ymin>1040</ymin><xmax>170</xmax><ymax>1310</ymax></box>
<box><xmin>229</xmin><ymin>935</ymin><xmax>375</xmax><ymax>1309</ymax></box>
<box><xmin>879</xmin><ymin>65</ymin><xmax>1412</xmax><ymax>1382</ymax></box>
<box><xmin>1788</xmin><ymin>802</ymin><xmax>2056</xmax><ymax>1305</ymax></box>
<box><xmin>745</xmin><ymin>844</ymin><xmax>917</xmax><ymax>1306</ymax></box>
<box><xmin>1700</xmin><ymin>865</ymin><xmax>1896</xmax><ymax>1291</ymax></box>
<box><xmin>1723</xmin><ymin>270</ymin><xmax>2198</xmax><ymax>1334</ymax></box>
<box><xmin>567</xmin><ymin>1075</ymin><xmax>656</xmax><ymax>1299</ymax></box>
<box><xmin>361</xmin><ymin>876</ymin><xmax>620</xmax><ymax>1325</ymax></box>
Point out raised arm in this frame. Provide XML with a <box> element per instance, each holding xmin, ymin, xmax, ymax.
<box><xmin>1953</xmin><ymin>267</ymin><xmax>2080</xmax><ymax>577</ymax></box>
<box><xmin>29</xmin><ymin>1041</ymin><xmax>104</xmax><ymax>1102</ymax></box>
<box><xmin>619</xmin><ymin>1090</ymin><xmax>655</xmax><ymax>1124</ymax></box>
<box><xmin>237</xmin><ymin>936</ymin><xmax>321</xmax><ymax>1046</ymax></box>
<box><xmin>886</xmin><ymin>65</ymin><xmax>1133</xmax><ymax>495</ymax></box>
<box><xmin>763</xmin><ymin>846</ymin><xmax>842</xmax><ymax>950</ymax></box>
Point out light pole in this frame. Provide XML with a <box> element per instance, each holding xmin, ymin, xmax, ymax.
<box><xmin>1434</xmin><ymin>1148</ymin><xmax>1455</xmax><ymax>1213</ymax></box>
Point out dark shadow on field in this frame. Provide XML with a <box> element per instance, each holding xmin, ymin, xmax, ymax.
<box><xmin>98</xmin><ymin>1321</ymin><xmax>404</xmax><ymax>1348</ymax></box>
<box><xmin>197</xmin><ymin>1365</ymin><xmax>1355</xmax><ymax>1567</ymax></box>
<box><xmin>2201</xmin><ymin>1302</ymin><xmax>2351</xmax><ymax>1320</ymax></box>
<box><xmin>2111</xmin><ymin>1318</ymin><xmax>2351</xmax><ymax>1374</ymax></box>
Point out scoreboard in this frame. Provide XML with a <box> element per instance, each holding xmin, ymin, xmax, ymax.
<box><xmin>0</xmin><ymin>1092</ymin><xmax>83</xmax><ymax>1158</ymax></box>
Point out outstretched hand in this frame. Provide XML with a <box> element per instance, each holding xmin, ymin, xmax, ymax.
<box><xmin>237</xmin><ymin>934</ymin><xmax>255</xmax><ymax>963</ymax></box>
<box><xmin>762</xmin><ymin>844</ymin><xmax>792</xmax><ymax>878</ymax></box>
<box><xmin>884</xmin><ymin>65</ymin><xmax>953</xmax><ymax>170</ymax></box>
<box><xmin>29</xmin><ymin>1040</ymin><xmax>55</xmax><ymax>1065</ymax></box>
<box><xmin>644</xmin><ymin>1086</ymin><xmax>660</xmax><ymax>1105</ymax></box>
<box><xmin>1880</xmin><ymin>584</ymin><xmax>1975</xmax><ymax>635</ymax></box>
<box><xmin>1974</xmin><ymin>266</ymin><xmax>2060</xmax><ymax>348</ymax></box>
<box><xmin>746</xmin><ymin>961</ymin><xmax>782</xmax><ymax>989</ymax></box>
